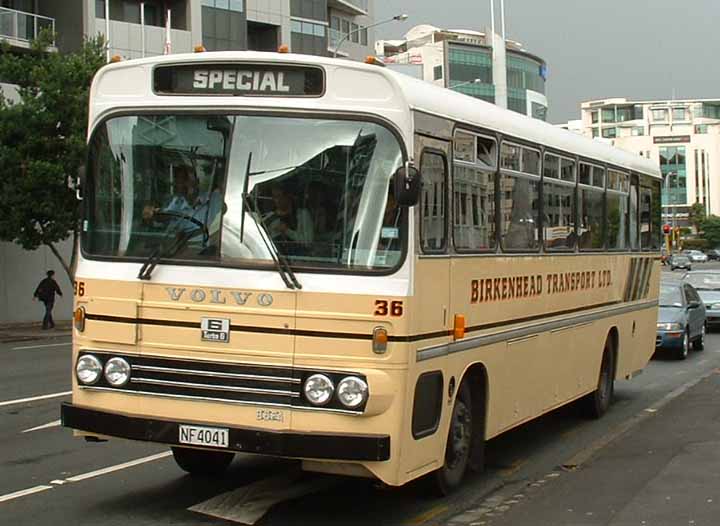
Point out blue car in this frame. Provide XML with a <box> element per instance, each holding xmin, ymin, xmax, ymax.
<box><xmin>656</xmin><ymin>281</ymin><xmax>706</xmax><ymax>360</ymax></box>
<box><xmin>683</xmin><ymin>270</ymin><xmax>720</xmax><ymax>329</ymax></box>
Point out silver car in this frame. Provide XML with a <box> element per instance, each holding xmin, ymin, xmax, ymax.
<box><xmin>683</xmin><ymin>270</ymin><xmax>720</xmax><ymax>329</ymax></box>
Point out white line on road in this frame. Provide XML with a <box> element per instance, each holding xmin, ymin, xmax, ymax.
<box><xmin>0</xmin><ymin>391</ymin><xmax>71</xmax><ymax>408</ymax></box>
<box><xmin>0</xmin><ymin>485</ymin><xmax>53</xmax><ymax>504</ymax></box>
<box><xmin>22</xmin><ymin>419</ymin><xmax>61</xmax><ymax>433</ymax></box>
<box><xmin>11</xmin><ymin>342</ymin><xmax>70</xmax><ymax>350</ymax></box>
<box><xmin>65</xmin><ymin>451</ymin><xmax>172</xmax><ymax>482</ymax></box>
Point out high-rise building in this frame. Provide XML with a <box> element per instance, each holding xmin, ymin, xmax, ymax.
<box><xmin>577</xmin><ymin>98</ymin><xmax>720</xmax><ymax>226</ymax></box>
<box><xmin>0</xmin><ymin>1</ymin><xmax>375</xmax><ymax>61</ymax></box>
<box><xmin>376</xmin><ymin>25</ymin><xmax>548</xmax><ymax>121</ymax></box>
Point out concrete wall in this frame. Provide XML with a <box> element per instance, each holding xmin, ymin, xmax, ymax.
<box><xmin>0</xmin><ymin>239</ymin><xmax>74</xmax><ymax>324</ymax></box>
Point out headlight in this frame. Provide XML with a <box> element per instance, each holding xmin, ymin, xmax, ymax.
<box><xmin>304</xmin><ymin>374</ymin><xmax>334</xmax><ymax>406</ymax></box>
<box><xmin>337</xmin><ymin>376</ymin><xmax>369</xmax><ymax>409</ymax></box>
<box><xmin>657</xmin><ymin>322</ymin><xmax>683</xmax><ymax>331</ymax></box>
<box><xmin>104</xmin><ymin>357</ymin><xmax>131</xmax><ymax>387</ymax></box>
<box><xmin>76</xmin><ymin>354</ymin><xmax>102</xmax><ymax>385</ymax></box>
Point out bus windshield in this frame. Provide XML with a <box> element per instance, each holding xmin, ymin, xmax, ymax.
<box><xmin>84</xmin><ymin>114</ymin><xmax>405</xmax><ymax>272</ymax></box>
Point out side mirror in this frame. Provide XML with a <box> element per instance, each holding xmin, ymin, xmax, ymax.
<box><xmin>75</xmin><ymin>165</ymin><xmax>86</xmax><ymax>201</ymax></box>
<box><xmin>393</xmin><ymin>162</ymin><xmax>421</xmax><ymax>207</ymax></box>
<box><xmin>688</xmin><ymin>300</ymin><xmax>701</xmax><ymax>309</ymax></box>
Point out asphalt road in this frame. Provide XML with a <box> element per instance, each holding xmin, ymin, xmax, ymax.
<box><xmin>2</xmin><ymin>265</ymin><xmax>719</xmax><ymax>526</ymax></box>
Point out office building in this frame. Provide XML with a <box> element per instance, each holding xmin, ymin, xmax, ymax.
<box><xmin>578</xmin><ymin>98</ymin><xmax>720</xmax><ymax>226</ymax></box>
<box><xmin>376</xmin><ymin>24</ymin><xmax>548</xmax><ymax>121</ymax></box>
<box><xmin>0</xmin><ymin>0</ymin><xmax>375</xmax><ymax>60</ymax></box>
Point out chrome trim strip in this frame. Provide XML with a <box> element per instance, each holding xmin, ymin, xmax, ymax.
<box><xmin>130</xmin><ymin>377</ymin><xmax>300</xmax><ymax>397</ymax></box>
<box><xmin>416</xmin><ymin>299</ymin><xmax>658</xmax><ymax>362</ymax></box>
<box><xmin>77</xmin><ymin>386</ymin><xmax>362</xmax><ymax>415</ymax></box>
<box><xmin>131</xmin><ymin>365</ymin><xmax>301</xmax><ymax>384</ymax></box>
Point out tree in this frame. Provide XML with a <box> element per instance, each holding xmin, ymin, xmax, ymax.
<box><xmin>700</xmin><ymin>215</ymin><xmax>720</xmax><ymax>249</ymax></box>
<box><xmin>688</xmin><ymin>202</ymin><xmax>707</xmax><ymax>233</ymax></box>
<box><xmin>0</xmin><ymin>33</ymin><xmax>105</xmax><ymax>283</ymax></box>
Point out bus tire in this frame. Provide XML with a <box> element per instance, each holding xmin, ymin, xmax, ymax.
<box><xmin>171</xmin><ymin>446</ymin><xmax>234</xmax><ymax>476</ymax></box>
<box><xmin>581</xmin><ymin>336</ymin><xmax>615</xmax><ymax>419</ymax></box>
<box><xmin>432</xmin><ymin>381</ymin><xmax>474</xmax><ymax>495</ymax></box>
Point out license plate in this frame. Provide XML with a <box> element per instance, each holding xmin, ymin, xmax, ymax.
<box><xmin>178</xmin><ymin>424</ymin><xmax>229</xmax><ymax>448</ymax></box>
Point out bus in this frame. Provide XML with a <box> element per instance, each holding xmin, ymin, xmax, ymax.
<box><xmin>61</xmin><ymin>51</ymin><xmax>662</xmax><ymax>493</ymax></box>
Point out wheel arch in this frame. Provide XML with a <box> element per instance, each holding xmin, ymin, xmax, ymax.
<box><xmin>607</xmin><ymin>326</ymin><xmax>619</xmax><ymax>378</ymax></box>
<box><xmin>458</xmin><ymin>361</ymin><xmax>488</xmax><ymax>471</ymax></box>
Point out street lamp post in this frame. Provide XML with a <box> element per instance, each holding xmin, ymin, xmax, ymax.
<box><xmin>332</xmin><ymin>13</ymin><xmax>408</xmax><ymax>58</ymax></box>
<box><xmin>451</xmin><ymin>78</ymin><xmax>482</xmax><ymax>90</ymax></box>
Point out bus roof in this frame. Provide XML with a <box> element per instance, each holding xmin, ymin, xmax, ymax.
<box><xmin>91</xmin><ymin>51</ymin><xmax>659</xmax><ymax>178</ymax></box>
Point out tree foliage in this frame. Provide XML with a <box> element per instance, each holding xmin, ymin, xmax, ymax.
<box><xmin>688</xmin><ymin>202</ymin><xmax>707</xmax><ymax>232</ymax></box>
<box><xmin>700</xmin><ymin>215</ymin><xmax>720</xmax><ymax>249</ymax></box>
<box><xmin>0</xmin><ymin>33</ymin><xmax>105</xmax><ymax>282</ymax></box>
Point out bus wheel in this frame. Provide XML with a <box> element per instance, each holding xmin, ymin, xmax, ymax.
<box><xmin>581</xmin><ymin>337</ymin><xmax>615</xmax><ymax>419</ymax></box>
<box><xmin>171</xmin><ymin>447</ymin><xmax>234</xmax><ymax>476</ymax></box>
<box><xmin>433</xmin><ymin>381</ymin><xmax>473</xmax><ymax>495</ymax></box>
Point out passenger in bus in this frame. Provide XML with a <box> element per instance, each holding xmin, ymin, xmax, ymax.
<box><xmin>264</xmin><ymin>184</ymin><xmax>313</xmax><ymax>254</ymax></box>
<box><xmin>304</xmin><ymin>181</ymin><xmax>336</xmax><ymax>255</ymax></box>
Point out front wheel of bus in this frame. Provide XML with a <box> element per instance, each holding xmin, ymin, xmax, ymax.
<box><xmin>582</xmin><ymin>337</ymin><xmax>615</xmax><ymax>419</ymax></box>
<box><xmin>171</xmin><ymin>447</ymin><xmax>235</xmax><ymax>476</ymax></box>
<box><xmin>433</xmin><ymin>382</ymin><xmax>474</xmax><ymax>495</ymax></box>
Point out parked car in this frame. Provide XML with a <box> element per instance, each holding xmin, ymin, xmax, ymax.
<box><xmin>683</xmin><ymin>270</ymin><xmax>720</xmax><ymax>329</ymax></box>
<box><xmin>656</xmin><ymin>280</ymin><xmax>706</xmax><ymax>359</ymax></box>
<box><xmin>668</xmin><ymin>254</ymin><xmax>692</xmax><ymax>271</ymax></box>
<box><xmin>684</xmin><ymin>250</ymin><xmax>708</xmax><ymax>263</ymax></box>
<box><xmin>705</xmin><ymin>249</ymin><xmax>720</xmax><ymax>261</ymax></box>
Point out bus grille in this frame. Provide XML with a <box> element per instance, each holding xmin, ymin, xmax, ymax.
<box><xmin>82</xmin><ymin>353</ymin><xmax>301</xmax><ymax>407</ymax></box>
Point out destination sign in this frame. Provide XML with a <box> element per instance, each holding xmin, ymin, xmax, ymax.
<box><xmin>153</xmin><ymin>63</ymin><xmax>325</xmax><ymax>97</ymax></box>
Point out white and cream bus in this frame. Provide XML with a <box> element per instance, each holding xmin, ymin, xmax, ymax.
<box><xmin>62</xmin><ymin>51</ymin><xmax>662</xmax><ymax>493</ymax></box>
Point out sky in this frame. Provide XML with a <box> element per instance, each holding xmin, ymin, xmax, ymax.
<box><xmin>375</xmin><ymin>0</ymin><xmax>720</xmax><ymax>124</ymax></box>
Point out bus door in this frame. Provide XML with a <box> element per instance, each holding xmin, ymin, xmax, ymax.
<box><xmin>402</xmin><ymin>132</ymin><xmax>453</xmax><ymax>478</ymax></box>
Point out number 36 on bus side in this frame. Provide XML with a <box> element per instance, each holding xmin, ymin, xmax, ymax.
<box><xmin>374</xmin><ymin>300</ymin><xmax>403</xmax><ymax>317</ymax></box>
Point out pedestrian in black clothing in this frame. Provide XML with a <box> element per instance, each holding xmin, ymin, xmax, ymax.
<box><xmin>33</xmin><ymin>270</ymin><xmax>63</xmax><ymax>329</ymax></box>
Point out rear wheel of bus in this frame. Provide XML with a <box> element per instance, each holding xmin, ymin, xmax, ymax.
<box><xmin>171</xmin><ymin>446</ymin><xmax>235</xmax><ymax>476</ymax></box>
<box><xmin>581</xmin><ymin>334</ymin><xmax>616</xmax><ymax>419</ymax></box>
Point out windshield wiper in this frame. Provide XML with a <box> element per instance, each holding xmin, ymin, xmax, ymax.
<box><xmin>137</xmin><ymin>226</ymin><xmax>202</xmax><ymax>281</ymax></box>
<box><xmin>239</xmin><ymin>153</ymin><xmax>301</xmax><ymax>290</ymax></box>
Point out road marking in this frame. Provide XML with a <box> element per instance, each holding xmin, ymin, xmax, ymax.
<box><xmin>405</xmin><ymin>504</ymin><xmax>450</xmax><ymax>525</ymax></box>
<box><xmin>11</xmin><ymin>342</ymin><xmax>71</xmax><ymax>350</ymax></box>
<box><xmin>22</xmin><ymin>419</ymin><xmax>61</xmax><ymax>433</ymax></box>
<box><xmin>65</xmin><ymin>451</ymin><xmax>172</xmax><ymax>482</ymax></box>
<box><xmin>0</xmin><ymin>485</ymin><xmax>53</xmax><ymax>504</ymax></box>
<box><xmin>0</xmin><ymin>391</ymin><xmax>71</xmax><ymax>408</ymax></box>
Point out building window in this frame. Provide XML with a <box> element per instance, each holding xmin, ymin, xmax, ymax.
<box><xmin>202</xmin><ymin>0</ymin><xmax>243</xmax><ymax>11</ymax></box>
<box><xmin>290</xmin><ymin>0</ymin><xmax>326</xmax><ymax>21</ymax></box>
<box><xmin>506</xmin><ymin>54</ymin><xmax>546</xmax><ymax>95</ymax></box>
<box><xmin>652</xmin><ymin>108</ymin><xmax>669</xmax><ymax>122</ymax></box>
<box><xmin>448</xmin><ymin>45</ymin><xmax>493</xmax><ymax>85</ymax></box>
<box><xmin>592</xmin><ymin>128</ymin><xmax>599</xmax><ymax>138</ymax></box>
<box><xmin>591</xmin><ymin>110</ymin><xmax>599</xmax><ymax>124</ymax></box>
<box><xmin>531</xmin><ymin>102</ymin><xmax>547</xmax><ymax>122</ymax></box>
<box><xmin>660</xmin><ymin>146</ymin><xmax>687</xmax><ymax>207</ymax></box>
<box><xmin>602</xmin><ymin>127</ymin><xmax>617</xmax><ymax>139</ymax></box>
<box><xmin>360</xmin><ymin>27</ymin><xmax>368</xmax><ymax>46</ymax></box>
<box><xmin>695</xmin><ymin>124</ymin><xmax>708</xmax><ymax>134</ymax></box>
<box><xmin>291</xmin><ymin>18</ymin><xmax>327</xmax><ymax>55</ymax></box>
<box><xmin>672</xmin><ymin>107</ymin><xmax>687</xmax><ymax>121</ymax></box>
<box><xmin>602</xmin><ymin>108</ymin><xmax>616</xmax><ymax>123</ymax></box>
<box><xmin>433</xmin><ymin>65</ymin><xmax>443</xmax><ymax>81</ymax></box>
<box><xmin>342</xmin><ymin>19</ymin><xmax>350</xmax><ymax>36</ymax></box>
<box><xmin>350</xmin><ymin>23</ymin><xmax>359</xmax><ymax>43</ymax></box>
<box><xmin>631</xmin><ymin>126</ymin><xmax>645</xmax><ymax>136</ymax></box>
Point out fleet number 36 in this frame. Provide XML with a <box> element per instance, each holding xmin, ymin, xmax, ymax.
<box><xmin>374</xmin><ymin>300</ymin><xmax>404</xmax><ymax>317</ymax></box>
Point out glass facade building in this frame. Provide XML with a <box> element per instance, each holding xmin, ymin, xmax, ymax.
<box><xmin>660</xmin><ymin>146</ymin><xmax>687</xmax><ymax>207</ymax></box>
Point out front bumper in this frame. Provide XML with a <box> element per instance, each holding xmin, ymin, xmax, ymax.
<box><xmin>61</xmin><ymin>403</ymin><xmax>390</xmax><ymax>462</ymax></box>
<box><xmin>656</xmin><ymin>330</ymin><xmax>684</xmax><ymax>349</ymax></box>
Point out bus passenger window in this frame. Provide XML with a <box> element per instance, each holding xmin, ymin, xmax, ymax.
<box><xmin>453</xmin><ymin>132</ymin><xmax>497</xmax><ymax>252</ymax></box>
<box><xmin>501</xmin><ymin>143</ymin><xmax>540</xmax><ymax>251</ymax></box>
<box><xmin>543</xmin><ymin>155</ymin><xmax>576</xmax><ymax>250</ymax></box>
<box><xmin>578</xmin><ymin>164</ymin><xmax>606</xmax><ymax>250</ymax></box>
<box><xmin>639</xmin><ymin>187</ymin><xmax>652</xmax><ymax>249</ymax></box>
<box><xmin>650</xmin><ymin>180</ymin><xmax>662</xmax><ymax>249</ymax></box>
<box><xmin>629</xmin><ymin>177</ymin><xmax>639</xmax><ymax>249</ymax></box>
<box><xmin>420</xmin><ymin>152</ymin><xmax>447</xmax><ymax>252</ymax></box>
<box><xmin>606</xmin><ymin>170</ymin><xmax>629</xmax><ymax>250</ymax></box>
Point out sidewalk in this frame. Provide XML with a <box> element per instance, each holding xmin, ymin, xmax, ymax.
<box><xmin>475</xmin><ymin>371</ymin><xmax>720</xmax><ymax>526</ymax></box>
<box><xmin>0</xmin><ymin>321</ymin><xmax>72</xmax><ymax>344</ymax></box>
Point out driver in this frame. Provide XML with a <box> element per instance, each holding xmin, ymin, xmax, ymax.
<box><xmin>143</xmin><ymin>165</ymin><xmax>198</xmax><ymax>224</ymax></box>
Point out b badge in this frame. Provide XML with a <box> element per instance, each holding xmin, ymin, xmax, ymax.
<box><xmin>201</xmin><ymin>317</ymin><xmax>230</xmax><ymax>343</ymax></box>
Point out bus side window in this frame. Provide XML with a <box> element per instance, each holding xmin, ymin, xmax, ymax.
<box><xmin>639</xmin><ymin>186</ymin><xmax>652</xmax><ymax>250</ymax></box>
<box><xmin>629</xmin><ymin>175</ymin><xmax>639</xmax><ymax>250</ymax></box>
<box><xmin>420</xmin><ymin>151</ymin><xmax>448</xmax><ymax>253</ymax></box>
